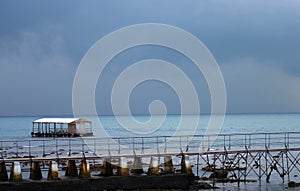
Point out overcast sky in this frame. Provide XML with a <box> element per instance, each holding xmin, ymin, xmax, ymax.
<box><xmin>0</xmin><ymin>0</ymin><xmax>299</xmax><ymax>116</ymax></box>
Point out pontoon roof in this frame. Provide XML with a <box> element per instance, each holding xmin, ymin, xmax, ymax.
<box><xmin>33</xmin><ymin>118</ymin><xmax>90</xmax><ymax>124</ymax></box>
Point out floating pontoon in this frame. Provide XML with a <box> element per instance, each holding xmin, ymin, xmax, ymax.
<box><xmin>31</xmin><ymin>118</ymin><xmax>93</xmax><ymax>137</ymax></box>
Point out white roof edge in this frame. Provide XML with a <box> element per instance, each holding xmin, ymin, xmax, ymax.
<box><xmin>33</xmin><ymin>118</ymin><xmax>89</xmax><ymax>123</ymax></box>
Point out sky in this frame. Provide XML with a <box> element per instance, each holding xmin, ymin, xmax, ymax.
<box><xmin>0</xmin><ymin>0</ymin><xmax>300</xmax><ymax>116</ymax></box>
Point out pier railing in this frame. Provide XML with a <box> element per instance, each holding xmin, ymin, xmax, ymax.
<box><xmin>1</xmin><ymin>132</ymin><xmax>300</xmax><ymax>160</ymax></box>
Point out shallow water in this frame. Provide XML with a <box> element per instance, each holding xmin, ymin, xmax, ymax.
<box><xmin>1</xmin><ymin>113</ymin><xmax>300</xmax><ymax>190</ymax></box>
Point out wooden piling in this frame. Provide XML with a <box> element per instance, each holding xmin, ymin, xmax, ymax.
<box><xmin>79</xmin><ymin>159</ymin><xmax>91</xmax><ymax>179</ymax></box>
<box><xmin>30</xmin><ymin>161</ymin><xmax>43</xmax><ymax>180</ymax></box>
<box><xmin>101</xmin><ymin>158</ymin><xmax>113</xmax><ymax>176</ymax></box>
<box><xmin>131</xmin><ymin>156</ymin><xmax>144</xmax><ymax>174</ymax></box>
<box><xmin>65</xmin><ymin>160</ymin><xmax>78</xmax><ymax>177</ymax></box>
<box><xmin>0</xmin><ymin>161</ymin><xmax>8</xmax><ymax>181</ymax></box>
<box><xmin>163</xmin><ymin>156</ymin><xmax>174</xmax><ymax>174</ymax></box>
<box><xmin>10</xmin><ymin>162</ymin><xmax>22</xmax><ymax>182</ymax></box>
<box><xmin>181</xmin><ymin>155</ymin><xmax>193</xmax><ymax>175</ymax></box>
<box><xmin>147</xmin><ymin>157</ymin><xmax>160</xmax><ymax>175</ymax></box>
<box><xmin>47</xmin><ymin>161</ymin><xmax>60</xmax><ymax>180</ymax></box>
<box><xmin>117</xmin><ymin>157</ymin><xmax>129</xmax><ymax>176</ymax></box>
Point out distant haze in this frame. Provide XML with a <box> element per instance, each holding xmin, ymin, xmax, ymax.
<box><xmin>0</xmin><ymin>0</ymin><xmax>299</xmax><ymax>116</ymax></box>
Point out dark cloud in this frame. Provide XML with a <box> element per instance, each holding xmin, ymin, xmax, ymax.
<box><xmin>0</xmin><ymin>27</ymin><xmax>75</xmax><ymax>116</ymax></box>
<box><xmin>0</xmin><ymin>0</ymin><xmax>299</xmax><ymax>115</ymax></box>
<box><xmin>221</xmin><ymin>58</ymin><xmax>300</xmax><ymax>113</ymax></box>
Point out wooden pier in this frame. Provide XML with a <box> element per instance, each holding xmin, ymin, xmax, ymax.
<box><xmin>1</xmin><ymin>132</ymin><xmax>300</xmax><ymax>190</ymax></box>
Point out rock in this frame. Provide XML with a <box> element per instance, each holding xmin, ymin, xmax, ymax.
<box><xmin>192</xmin><ymin>182</ymin><xmax>212</xmax><ymax>189</ymax></box>
<box><xmin>209</xmin><ymin>169</ymin><xmax>228</xmax><ymax>179</ymax></box>
<box><xmin>199</xmin><ymin>176</ymin><xmax>209</xmax><ymax>180</ymax></box>
<box><xmin>197</xmin><ymin>182</ymin><xmax>212</xmax><ymax>189</ymax></box>
<box><xmin>288</xmin><ymin>181</ymin><xmax>300</xmax><ymax>187</ymax></box>
<box><xmin>202</xmin><ymin>165</ymin><xmax>215</xmax><ymax>172</ymax></box>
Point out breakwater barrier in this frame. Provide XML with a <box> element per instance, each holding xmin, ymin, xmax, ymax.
<box><xmin>1</xmin><ymin>132</ymin><xmax>300</xmax><ymax>189</ymax></box>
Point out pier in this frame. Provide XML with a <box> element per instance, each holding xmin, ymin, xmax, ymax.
<box><xmin>1</xmin><ymin>132</ymin><xmax>300</xmax><ymax>190</ymax></box>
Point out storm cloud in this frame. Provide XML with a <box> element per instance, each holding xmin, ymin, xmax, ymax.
<box><xmin>0</xmin><ymin>0</ymin><xmax>299</xmax><ymax>116</ymax></box>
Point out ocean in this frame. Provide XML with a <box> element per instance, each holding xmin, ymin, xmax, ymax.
<box><xmin>1</xmin><ymin>113</ymin><xmax>299</xmax><ymax>139</ymax></box>
<box><xmin>0</xmin><ymin>113</ymin><xmax>300</xmax><ymax>190</ymax></box>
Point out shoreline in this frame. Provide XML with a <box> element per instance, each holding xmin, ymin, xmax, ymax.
<box><xmin>0</xmin><ymin>174</ymin><xmax>195</xmax><ymax>191</ymax></box>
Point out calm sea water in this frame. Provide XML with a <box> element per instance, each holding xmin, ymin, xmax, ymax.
<box><xmin>0</xmin><ymin>113</ymin><xmax>299</xmax><ymax>190</ymax></box>
<box><xmin>0</xmin><ymin>113</ymin><xmax>299</xmax><ymax>139</ymax></box>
